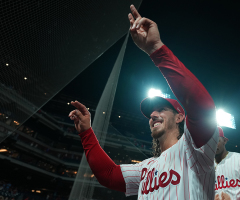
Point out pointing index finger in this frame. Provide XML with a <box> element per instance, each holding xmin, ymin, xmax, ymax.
<box><xmin>130</xmin><ymin>5</ymin><xmax>141</xmax><ymax>19</ymax></box>
<box><xmin>71</xmin><ymin>101</ymin><xmax>90</xmax><ymax>116</ymax></box>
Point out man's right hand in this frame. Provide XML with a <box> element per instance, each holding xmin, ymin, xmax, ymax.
<box><xmin>128</xmin><ymin>5</ymin><xmax>164</xmax><ymax>55</ymax></box>
<box><xmin>69</xmin><ymin>101</ymin><xmax>91</xmax><ymax>133</ymax></box>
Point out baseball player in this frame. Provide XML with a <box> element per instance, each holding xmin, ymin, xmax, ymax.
<box><xmin>69</xmin><ymin>5</ymin><xmax>218</xmax><ymax>199</ymax></box>
<box><xmin>215</xmin><ymin>127</ymin><xmax>240</xmax><ymax>200</ymax></box>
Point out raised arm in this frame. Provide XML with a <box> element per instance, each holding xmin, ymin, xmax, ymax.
<box><xmin>129</xmin><ymin>5</ymin><xmax>216</xmax><ymax>147</ymax></box>
<box><xmin>69</xmin><ymin>101</ymin><xmax>126</xmax><ymax>192</ymax></box>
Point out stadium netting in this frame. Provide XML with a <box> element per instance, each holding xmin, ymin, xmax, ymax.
<box><xmin>0</xmin><ymin>0</ymin><xmax>142</xmax><ymax>143</ymax></box>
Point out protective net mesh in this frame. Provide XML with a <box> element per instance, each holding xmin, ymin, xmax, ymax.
<box><xmin>0</xmin><ymin>0</ymin><xmax>142</xmax><ymax>142</ymax></box>
<box><xmin>69</xmin><ymin>33</ymin><xmax>129</xmax><ymax>200</ymax></box>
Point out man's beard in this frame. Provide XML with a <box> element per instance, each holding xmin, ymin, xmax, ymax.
<box><xmin>151</xmin><ymin>117</ymin><xmax>176</xmax><ymax>139</ymax></box>
<box><xmin>151</xmin><ymin>128</ymin><xmax>165</xmax><ymax>139</ymax></box>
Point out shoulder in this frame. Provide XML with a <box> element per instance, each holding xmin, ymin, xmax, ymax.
<box><xmin>230</xmin><ymin>151</ymin><xmax>240</xmax><ymax>158</ymax></box>
<box><xmin>121</xmin><ymin>157</ymin><xmax>155</xmax><ymax>168</ymax></box>
<box><xmin>225</xmin><ymin>151</ymin><xmax>240</xmax><ymax>163</ymax></box>
<box><xmin>141</xmin><ymin>157</ymin><xmax>157</xmax><ymax>165</ymax></box>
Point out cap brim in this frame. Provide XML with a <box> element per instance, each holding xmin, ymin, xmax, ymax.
<box><xmin>140</xmin><ymin>96</ymin><xmax>174</xmax><ymax>119</ymax></box>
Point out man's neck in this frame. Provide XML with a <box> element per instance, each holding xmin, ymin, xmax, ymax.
<box><xmin>158</xmin><ymin>129</ymin><xmax>179</xmax><ymax>152</ymax></box>
<box><xmin>215</xmin><ymin>149</ymin><xmax>228</xmax><ymax>164</ymax></box>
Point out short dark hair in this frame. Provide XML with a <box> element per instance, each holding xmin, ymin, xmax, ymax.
<box><xmin>152</xmin><ymin>108</ymin><xmax>184</xmax><ymax>157</ymax></box>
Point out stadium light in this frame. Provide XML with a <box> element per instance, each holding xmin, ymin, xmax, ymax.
<box><xmin>0</xmin><ymin>149</ymin><xmax>8</xmax><ymax>152</ymax></box>
<box><xmin>148</xmin><ymin>88</ymin><xmax>162</xmax><ymax>98</ymax></box>
<box><xmin>216</xmin><ymin>109</ymin><xmax>236</xmax><ymax>129</ymax></box>
<box><xmin>148</xmin><ymin>88</ymin><xmax>171</xmax><ymax>98</ymax></box>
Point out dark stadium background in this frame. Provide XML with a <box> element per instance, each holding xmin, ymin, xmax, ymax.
<box><xmin>0</xmin><ymin>0</ymin><xmax>240</xmax><ymax>200</ymax></box>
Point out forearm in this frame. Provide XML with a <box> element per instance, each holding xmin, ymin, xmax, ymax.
<box><xmin>79</xmin><ymin>128</ymin><xmax>126</xmax><ymax>192</ymax></box>
<box><xmin>150</xmin><ymin>45</ymin><xmax>216</xmax><ymax>147</ymax></box>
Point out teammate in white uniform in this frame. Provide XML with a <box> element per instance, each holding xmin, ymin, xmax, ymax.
<box><xmin>215</xmin><ymin>127</ymin><xmax>240</xmax><ymax>200</ymax></box>
<box><xmin>69</xmin><ymin>5</ymin><xmax>218</xmax><ymax>200</ymax></box>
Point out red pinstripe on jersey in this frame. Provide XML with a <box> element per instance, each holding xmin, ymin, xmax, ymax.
<box><xmin>215</xmin><ymin>152</ymin><xmax>240</xmax><ymax>199</ymax></box>
<box><xmin>178</xmin><ymin>141</ymin><xmax>182</xmax><ymax>171</ymax></box>
<box><xmin>121</xmin><ymin>126</ymin><xmax>218</xmax><ymax>199</ymax></box>
<box><xmin>122</xmin><ymin>170</ymin><xmax>142</xmax><ymax>173</ymax></box>
<box><xmin>77</xmin><ymin>44</ymin><xmax>217</xmax><ymax>199</ymax></box>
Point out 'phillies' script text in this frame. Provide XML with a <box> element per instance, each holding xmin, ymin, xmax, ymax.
<box><xmin>215</xmin><ymin>175</ymin><xmax>240</xmax><ymax>190</ymax></box>
<box><xmin>140</xmin><ymin>168</ymin><xmax>181</xmax><ymax>194</ymax></box>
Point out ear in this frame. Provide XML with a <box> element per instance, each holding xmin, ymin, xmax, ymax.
<box><xmin>176</xmin><ymin>113</ymin><xmax>185</xmax><ymax>123</ymax></box>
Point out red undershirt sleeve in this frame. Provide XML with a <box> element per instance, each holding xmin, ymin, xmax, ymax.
<box><xmin>150</xmin><ymin>45</ymin><xmax>217</xmax><ymax>148</ymax></box>
<box><xmin>79</xmin><ymin>127</ymin><xmax>126</xmax><ymax>192</ymax></box>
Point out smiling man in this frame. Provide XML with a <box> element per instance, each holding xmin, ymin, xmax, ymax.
<box><xmin>214</xmin><ymin>127</ymin><xmax>240</xmax><ymax>200</ymax></box>
<box><xmin>69</xmin><ymin>4</ymin><xmax>218</xmax><ymax>200</ymax></box>
<box><xmin>141</xmin><ymin>98</ymin><xmax>185</xmax><ymax>158</ymax></box>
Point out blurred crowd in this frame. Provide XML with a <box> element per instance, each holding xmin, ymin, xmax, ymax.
<box><xmin>0</xmin><ymin>180</ymin><xmax>67</xmax><ymax>200</ymax></box>
<box><xmin>0</xmin><ymin>109</ymin><xmax>150</xmax><ymax>179</ymax></box>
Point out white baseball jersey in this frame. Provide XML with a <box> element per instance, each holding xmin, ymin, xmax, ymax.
<box><xmin>120</xmin><ymin>124</ymin><xmax>218</xmax><ymax>199</ymax></box>
<box><xmin>215</xmin><ymin>151</ymin><xmax>240</xmax><ymax>199</ymax></box>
